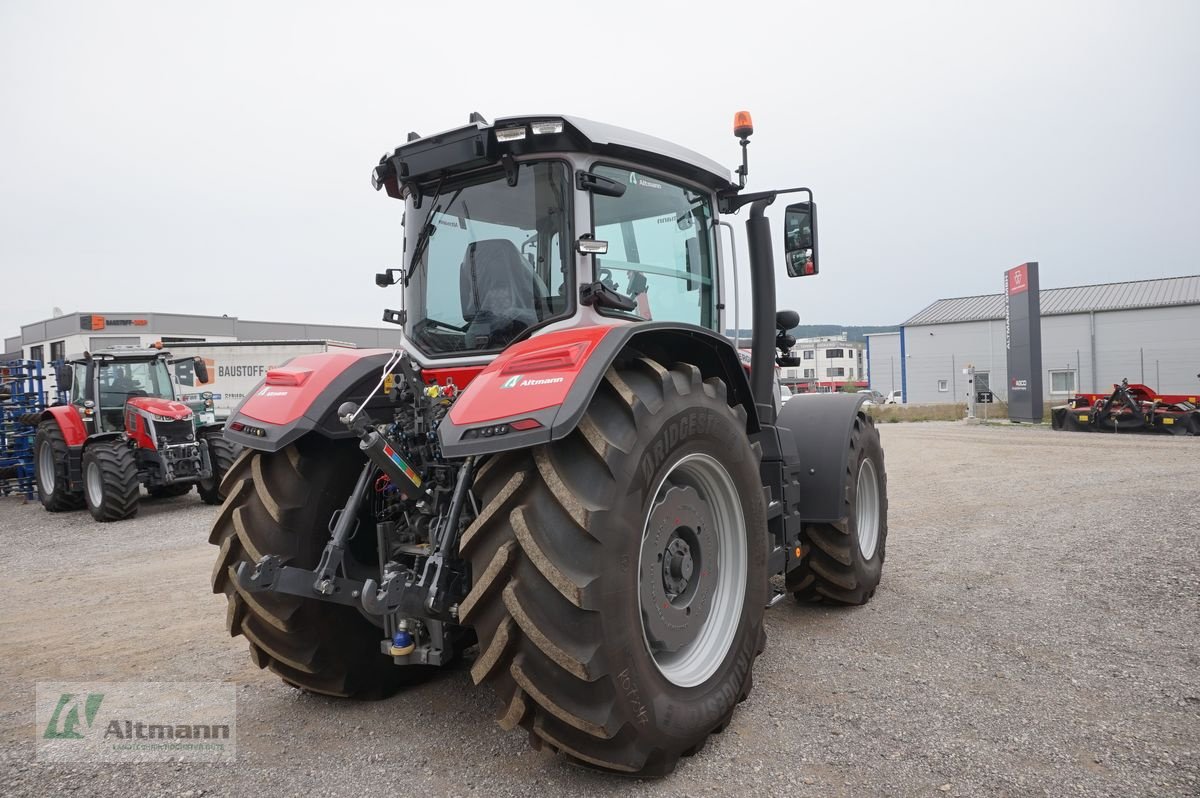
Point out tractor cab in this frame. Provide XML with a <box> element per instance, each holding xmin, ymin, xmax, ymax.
<box><xmin>59</xmin><ymin>347</ymin><xmax>205</xmax><ymax>435</ymax></box>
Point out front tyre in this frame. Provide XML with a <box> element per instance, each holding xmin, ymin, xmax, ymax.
<box><xmin>788</xmin><ymin>410</ymin><xmax>888</xmax><ymax>604</ymax></box>
<box><xmin>82</xmin><ymin>440</ymin><xmax>140</xmax><ymax>522</ymax></box>
<box><xmin>461</xmin><ymin>359</ymin><xmax>767</xmax><ymax>777</ymax></box>
<box><xmin>198</xmin><ymin>431</ymin><xmax>240</xmax><ymax>505</ymax></box>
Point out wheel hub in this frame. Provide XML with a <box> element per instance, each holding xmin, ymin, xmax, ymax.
<box><xmin>639</xmin><ymin>485</ymin><xmax>717</xmax><ymax>655</ymax></box>
<box><xmin>662</xmin><ymin>536</ymin><xmax>695</xmax><ymax>597</ymax></box>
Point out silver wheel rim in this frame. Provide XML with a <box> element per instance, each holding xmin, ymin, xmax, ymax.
<box><xmin>638</xmin><ymin>453</ymin><xmax>747</xmax><ymax>688</ymax></box>
<box><xmin>38</xmin><ymin>441</ymin><xmax>56</xmax><ymax>495</ymax></box>
<box><xmin>856</xmin><ymin>458</ymin><xmax>880</xmax><ymax>560</ymax></box>
<box><xmin>86</xmin><ymin>461</ymin><xmax>103</xmax><ymax>508</ymax></box>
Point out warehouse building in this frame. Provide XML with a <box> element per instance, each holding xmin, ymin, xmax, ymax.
<box><xmin>3</xmin><ymin>311</ymin><xmax>403</xmax><ymax>362</ymax></box>
<box><xmin>867</xmin><ymin>275</ymin><xmax>1200</xmax><ymax>404</ymax></box>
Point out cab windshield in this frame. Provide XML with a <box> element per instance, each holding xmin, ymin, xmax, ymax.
<box><xmin>96</xmin><ymin>359</ymin><xmax>174</xmax><ymax>430</ymax></box>
<box><xmin>403</xmin><ymin>161</ymin><xmax>571</xmax><ymax>356</ymax></box>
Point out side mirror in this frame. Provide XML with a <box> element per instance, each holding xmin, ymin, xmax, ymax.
<box><xmin>193</xmin><ymin>357</ymin><xmax>209</xmax><ymax>384</ymax></box>
<box><xmin>376</xmin><ymin>268</ymin><xmax>404</xmax><ymax>288</ymax></box>
<box><xmin>783</xmin><ymin>201</ymin><xmax>819</xmax><ymax>277</ymax></box>
<box><xmin>56</xmin><ymin>364</ymin><xmax>73</xmax><ymax>390</ymax></box>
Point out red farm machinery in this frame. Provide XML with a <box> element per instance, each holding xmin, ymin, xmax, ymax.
<box><xmin>33</xmin><ymin>347</ymin><xmax>240</xmax><ymax>521</ymax></box>
<box><xmin>1051</xmin><ymin>378</ymin><xmax>1200</xmax><ymax>435</ymax></box>
<box><xmin>210</xmin><ymin>112</ymin><xmax>889</xmax><ymax>776</ymax></box>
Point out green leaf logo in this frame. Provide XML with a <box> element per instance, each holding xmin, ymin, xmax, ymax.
<box><xmin>43</xmin><ymin>693</ymin><xmax>104</xmax><ymax>739</ymax></box>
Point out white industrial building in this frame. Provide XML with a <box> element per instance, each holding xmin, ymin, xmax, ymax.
<box><xmin>778</xmin><ymin>334</ymin><xmax>867</xmax><ymax>392</ymax></box>
<box><xmin>868</xmin><ymin>275</ymin><xmax>1200</xmax><ymax>404</ymax></box>
<box><xmin>3</xmin><ymin>311</ymin><xmax>403</xmax><ymax>362</ymax></box>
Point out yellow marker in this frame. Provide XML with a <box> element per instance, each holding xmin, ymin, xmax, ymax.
<box><xmin>1163</xmin><ymin>418</ymin><xmax>1174</xmax><ymax>425</ymax></box>
<box><xmin>1078</xmin><ymin>415</ymin><xmax>1090</xmax><ymax>422</ymax></box>
<box><xmin>425</xmin><ymin>385</ymin><xmax>440</xmax><ymax>398</ymax></box>
<box><xmin>384</xmin><ymin>374</ymin><xmax>395</xmax><ymax>393</ymax></box>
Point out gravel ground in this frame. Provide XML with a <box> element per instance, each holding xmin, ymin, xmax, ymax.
<box><xmin>1</xmin><ymin>422</ymin><xmax>1197</xmax><ymax>797</ymax></box>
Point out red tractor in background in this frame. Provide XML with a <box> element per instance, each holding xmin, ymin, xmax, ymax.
<box><xmin>34</xmin><ymin>347</ymin><xmax>240</xmax><ymax>521</ymax></box>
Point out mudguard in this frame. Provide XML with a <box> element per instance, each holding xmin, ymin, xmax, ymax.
<box><xmin>42</xmin><ymin>405</ymin><xmax>87</xmax><ymax>446</ymax></box>
<box><xmin>222</xmin><ymin>348</ymin><xmax>398</xmax><ymax>452</ymax></box>
<box><xmin>773</xmin><ymin>392</ymin><xmax>869</xmax><ymax>524</ymax></box>
<box><xmin>439</xmin><ymin>322</ymin><xmax>757</xmax><ymax>458</ymax></box>
<box><xmin>40</xmin><ymin>406</ymin><xmax>89</xmax><ymax>491</ymax></box>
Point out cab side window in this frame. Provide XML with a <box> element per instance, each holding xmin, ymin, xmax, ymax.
<box><xmin>592</xmin><ymin>166</ymin><xmax>717</xmax><ymax>330</ymax></box>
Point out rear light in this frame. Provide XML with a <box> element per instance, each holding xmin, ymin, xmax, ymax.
<box><xmin>500</xmin><ymin>343</ymin><xmax>588</xmax><ymax>375</ymax></box>
<box><xmin>463</xmin><ymin>418</ymin><xmax>542</xmax><ymax>439</ymax></box>
<box><xmin>229</xmin><ymin>421</ymin><xmax>266</xmax><ymax>437</ymax></box>
<box><xmin>530</xmin><ymin>120</ymin><xmax>563</xmax><ymax>135</ymax></box>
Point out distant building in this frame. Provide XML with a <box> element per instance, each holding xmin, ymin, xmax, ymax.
<box><xmin>779</xmin><ymin>333</ymin><xmax>867</xmax><ymax>392</ymax></box>
<box><xmin>3</xmin><ymin>311</ymin><xmax>402</xmax><ymax>362</ymax></box>
<box><xmin>867</xmin><ymin>275</ymin><xmax>1200</xmax><ymax>404</ymax></box>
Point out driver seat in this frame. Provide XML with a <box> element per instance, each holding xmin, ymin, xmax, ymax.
<box><xmin>459</xmin><ymin>239</ymin><xmax>542</xmax><ymax>346</ymax></box>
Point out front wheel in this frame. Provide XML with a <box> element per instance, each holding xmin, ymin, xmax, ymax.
<box><xmin>82</xmin><ymin>440</ymin><xmax>141</xmax><ymax>522</ymax></box>
<box><xmin>198</xmin><ymin>432</ymin><xmax>240</xmax><ymax>505</ymax></box>
<box><xmin>461</xmin><ymin>359</ymin><xmax>767</xmax><ymax>777</ymax></box>
<box><xmin>788</xmin><ymin>411</ymin><xmax>888</xmax><ymax>604</ymax></box>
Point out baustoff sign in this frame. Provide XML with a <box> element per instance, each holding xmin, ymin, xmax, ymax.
<box><xmin>79</xmin><ymin>315</ymin><xmax>148</xmax><ymax>331</ymax></box>
<box><xmin>1005</xmin><ymin>262</ymin><xmax>1042</xmax><ymax>423</ymax></box>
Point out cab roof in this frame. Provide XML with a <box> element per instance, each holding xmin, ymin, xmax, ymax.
<box><xmin>74</xmin><ymin>346</ymin><xmax>171</xmax><ymax>362</ymax></box>
<box><xmin>372</xmin><ymin>114</ymin><xmax>737</xmax><ymax>198</ymax></box>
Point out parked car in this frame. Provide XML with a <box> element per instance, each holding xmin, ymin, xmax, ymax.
<box><xmin>885</xmin><ymin>390</ymin><xmax>902</xmax><ymax>404</ymax></box>
<box><xmin>857</xmin><ymin>389</ymin><xmax>885</xmax><ymax>406</ymax></box>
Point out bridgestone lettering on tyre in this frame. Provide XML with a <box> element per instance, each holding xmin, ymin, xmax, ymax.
<box><xmin>460</xmin><ymin>358</ymin><xmax>767</xmax><ymax>777</ymax></box>
<box><xmin>208</xmin><ymin>437</ymin><xmax>433</xmax><ymax>698</ymax></box>
<box><xmin>787</xmin><ymin>410</ymin><xmax>888</xmax><ymax>605</ymax></box>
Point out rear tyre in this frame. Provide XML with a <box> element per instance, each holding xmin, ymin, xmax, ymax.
<box><xmin>82</xmin><ymin>441</ymin><xmax>141</xmax><ymax>522</ymax></box>
<box><xmin>788</xmin><ymin>410</ymin><xmax>888</xmax><ymax>605</ymax></box>
<box><xmin>198</xmin><ymin>432</ymin><xmax>240</xmax><ymax>505</ymax></box>
<box><xmin>34</xmin><ymin>421</ymin><xmax>84</xmax><ymax>512</ymax></box>
<box><xmin>148</xmin><ymin>483</ymin><xmax>193</xmax><ymax>499</ymax></box>
<box><xmin>209</xmin><ymin>436</ymin><xmax>433</xmax><ymax>698</ymax></box>
<box><xmin>461</xmin><ymin>359</ymin><xmax>767</xmax><ymax>777</ymax></box>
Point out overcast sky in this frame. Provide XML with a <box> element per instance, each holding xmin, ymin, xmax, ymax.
<box><xmin>2</xmin><ymin>1</ymin><xmax>1198</xmax><ymax>337</ymax></box>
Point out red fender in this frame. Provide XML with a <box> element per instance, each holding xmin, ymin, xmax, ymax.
<box><xmin>43</xmin><ymin>405</ymin><xmax>87</xmax><ymax>446</ymax></box>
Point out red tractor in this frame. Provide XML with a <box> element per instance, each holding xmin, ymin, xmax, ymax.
<box><xmin>34</xmin><ymin>347</ymin><xmax>239</xmax><ymax>521</ymax></box>
<box><xmin>212</xmin><ymin>113</ymin><xmax>888</xmax><ymax>776</ymax></box>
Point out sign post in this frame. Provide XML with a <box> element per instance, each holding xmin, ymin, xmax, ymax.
<box><xmin>1005</xmin><ymin>262</ymin><xmax>1043</xmax><ymax>423</ymax></box>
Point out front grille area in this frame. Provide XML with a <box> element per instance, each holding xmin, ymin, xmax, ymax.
<box><xmin>153</xmin><ymin>418</ymin><xmax>196</xmax><ymax>447</ymax></box>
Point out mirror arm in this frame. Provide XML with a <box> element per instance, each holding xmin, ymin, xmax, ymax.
<box><xmin>719</xmin><ymin>186</ymin><xmax>811</xmax><ymax>215</ymax></box>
